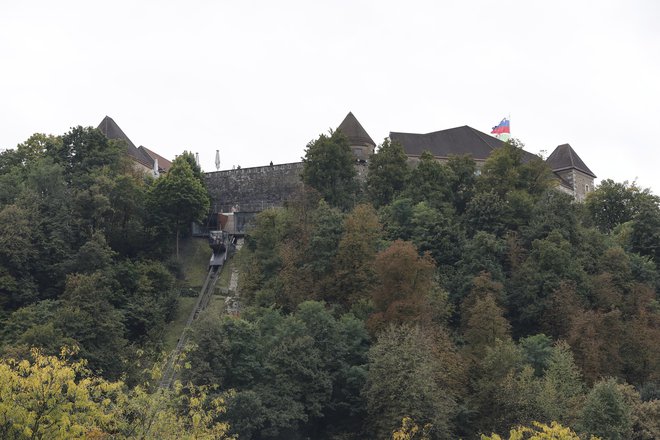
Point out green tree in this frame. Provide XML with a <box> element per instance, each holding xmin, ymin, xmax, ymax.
<box><xmin>478</xmin><ymin>140</ymin><xmax>554</xmax><ymax>199</ymax></box>
<box><xmin>464</xmin><ymin>190</ymin><xmax>508</xmax><ymax>236</ymax></box>
<box><xmin>178</xmin><ymin>150</ymin><xmax>206</xmax><ymax>186</ymax></box>
<box><xmin>185</xmin><ymin>302</ymin><xmax>369</xmax><ymax>440</ymax></box>
<box><xmin>538</xmin><ymin>341</ymin><xmax>585</xmax><ymax>427</ymax></box>
<box><xmin>520</xmin><ymin>334</ymin><xmax>554</xmax><ymax>376</ymax></box>
<box><xmin>365</xmin><ymin>324</ymin><xmax>456</xmax><ymax>440</ymax></box>
<box><xmin>585</xmin><ymin>180</ymin><xmax>659</xmax><ymax>233</ymax></box>
<box><xmin>106</xmin><ymin>172</ymin><xmax>150</xmax><ymax>257</ymax></box>
<box><xmin>449</xmin><ymin>233</ymin><xmax>507</xmax><ymax>303</ymax></box>
<box><xmin>410</xmin><ymin>201</ymin><xmax>465</xmax><ymax>267</ymax></box>
<box><xmin>446</xmin><ymin>154</ymin><xmax>477</xmax><ymax>214</ymax></box>
<box><xmin>0</xmin><ymin>204</ymin><xmax>38</xmax><ymax>308</ymax></box>
<box><xmin>470</xmin><ymin>338</ymin><xmax>527</xmax><ymax>435</ymax></box>
<box><xmin>301</xmin><ymin>130</ymin><xmax>357</xmax><ymax>210</ymax></box>
<box><xmin>47</xmin><ymin>126</ymin><xmax>124</xmax><ymax>182</ymax></box>
<box><xmin>56</xmin><ymin>273</ymin><xmax>127</xmax><ymax>379</ymax></box>
<box><xmin>462</xmin><ymin>291</ymin><xmax>511</xmax><ymax>357</ymax></box>
<box><xmin>147</xmin><ymin>156</ymin><xmax>210</xmax><ymax>258</ymax></box>
<box><xmin>629</xmin><ymin>201</ymin><xmax>660</xmax><ymax>263</ymax></box>
<box><xmin>579</xmin><ymin>378</ymin><xmax>633</xmax><ymax>440</ymax></box>
<box><xmin>366</xmin><ymin>139</ymin><xmax>409</xmax><ymax>207</ymax></box>
<box><xmin>507</xmin><ymin>230</ymin><xmax>587</xmax><ymax>335</ymax></box>
<box><xmin>403</xmin><ymin>151</ymin><xmax>453</xmax><ymax>210</ymax></box>
<box><xmin>331</xmin><ymin>203</ymin><xmax>382</xmax><ymax>306</ymax></box>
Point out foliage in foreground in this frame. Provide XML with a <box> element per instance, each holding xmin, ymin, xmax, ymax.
<box><xmin>0</xmin><ymin>347</ymin><xmax>234</xmax><ymax>439</ymax></box>
<box><xmin>481</xmin><ymin>421</ymin><xmax>600</xmax><ymax>439</ymax></box>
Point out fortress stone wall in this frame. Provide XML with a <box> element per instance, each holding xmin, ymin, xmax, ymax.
<box><xmin>205</xmin><ymin>162</ymin><xmax>305</xmax><ymax>213</ymax></box>
<box><xmin>205</xmin><ymin>161</ymin><xmax>369</xmax><ymax>214</ymax></box>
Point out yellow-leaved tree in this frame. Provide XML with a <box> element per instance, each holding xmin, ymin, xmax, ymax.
<box><xmin>0</xmin><ymin>347</ymin><xmax>235</xmax><ymax>439</ymax></box>
<box><xmin>0</xmin><ymin>347</ymin><xmax>122</xmax><ymax>439</ymax></box>
<box><xmin>480</xmin><ymin>421</ymin><xmax>601</xmax><ymax>440</ymax></box>
<box><xmin>391</xmin><ymin>417</ymin><xmax>431</xmax><ymax>440</ymax></box>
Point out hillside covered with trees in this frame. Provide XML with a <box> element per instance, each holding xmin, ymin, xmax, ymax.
<box><xmin>192</xmin><ymin>132</ymin><xmax>659</xmax><ymax>439</ymax></box>
<box><xmin>0</xmin><ymin>126</ymin><xmax>222</xmax><ymax>438</ymax></box>
<box><xmin>0</xmin><ymin>126</ymin><xmax>659</xmax><ymax>439</ymax></box>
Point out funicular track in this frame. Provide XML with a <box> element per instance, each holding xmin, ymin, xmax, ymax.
<box><xmin>158</xmin><ymin>250</ymin><xmax>227</xmax><ymax>389</ymax></box>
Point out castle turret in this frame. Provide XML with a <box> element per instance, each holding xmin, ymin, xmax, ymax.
<box><xmin>336</xmin><ymin>112</ymin><xmax>376</xmax><ymax>162</ymax></box>
<box><xmin>546</xmin><ymin>143</ymin><xmax>596</xmax><ymax>202</ymax></box>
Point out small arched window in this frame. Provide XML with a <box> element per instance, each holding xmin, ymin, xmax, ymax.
<box><xmin>585</xmin><ymin>184</ymin><xmax>590</xmax><ymax>193</ymax></box>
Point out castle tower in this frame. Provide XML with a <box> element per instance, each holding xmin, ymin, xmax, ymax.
<box><xmin>336</xmin><ymin>112</ymin><xmax>376</xmax><ymax>162</ymax></box>
<box><xmin>546</xmin><ymin>143</ymin><xmax>596</xmax><ymax>202</ymax></box>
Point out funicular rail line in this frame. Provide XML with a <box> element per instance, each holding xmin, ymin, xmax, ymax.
<box><xmin>159</xmin><ymin>248</ymin><xmax>228</xmax><ymax>389</ymax></box>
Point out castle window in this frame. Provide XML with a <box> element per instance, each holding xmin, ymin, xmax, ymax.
<box><xmin>585</xmin><ymin>184</ymin><xmax>589</xmax><ymax>193</ymax></box>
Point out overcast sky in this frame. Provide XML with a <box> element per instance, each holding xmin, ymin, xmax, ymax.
<box><xmin>2</xmin><ymin>1</ymin><xmax>659</xmax><ymax>193</ymax></box>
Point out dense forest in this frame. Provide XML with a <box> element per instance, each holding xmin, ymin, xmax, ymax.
<box><xmin>0</xmin><ymin>127</ymin><xmax>222</xmax><ymax>438</ymax></box>
<box><xmin>0</xmin><ymin>126</ymin><xmax>659</xmax><ymax>439</ymax></box>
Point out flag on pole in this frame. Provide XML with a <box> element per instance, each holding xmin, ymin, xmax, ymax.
<box><xmin>491</xmin><ymin>118</ymin><xmax>510</xmax><ymax>135</ymax></box>
<box><xmin>491</xmin><ymin>117</ymin><xmax>511</xmax><ymax>141</ymax></box>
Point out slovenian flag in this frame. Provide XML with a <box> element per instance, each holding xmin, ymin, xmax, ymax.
<box><xmin>491</xmin><ymin>118</ymin><xmax>510</xmax><ymax>135</ymax></box>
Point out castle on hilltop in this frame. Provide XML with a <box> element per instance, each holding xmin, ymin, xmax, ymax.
<box><xmin>97</xmin><ymin>112</ymin><xmax>596</xmax><ymax>214</ymax></box>
<box><xmin>205</xmin><ymin>112</ymin><xmax>596</xmax><ymax>212</ymax></box>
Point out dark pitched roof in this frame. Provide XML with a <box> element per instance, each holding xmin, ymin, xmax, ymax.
<box><xmin>97</xmin><ymin>116</ymin><xmax>153</xmax><ymax>168</ymax></box>
<box><xmin>336</xmin><ymin>112</ymin><xmax>375</xmax><ymax>147</ymax></box>
<box><xmin>139</xmin><ymin>146</ymin><xmax>172</xmax><ymax>172</ymax></box>
<box><xmin>390</xmin><ymin>125</ymin><xmax>541</xmax><ymax>164</ymax></box>
<box><xmin>390</xmin><ymin>126</ymin><xmax>501</xmax><ymax>160</ymax></box>
<box><xmin>546</xmin><ymin>143</ymin><xmax>596</xmax><ymax>178</ymax></box>
<box><xmin>98</xmin><ymin>116</ymin><xmax>136</xmax><ymax>149</ymax></box>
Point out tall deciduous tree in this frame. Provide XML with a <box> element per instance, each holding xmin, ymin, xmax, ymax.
<box><xmin>48</xmin><ymin>126</ymin><xmax>123</xmax><ymax>183</ymax></box>
<box><xmin>332</xmin><ymin>203</ymin><xmax>382</xmax><ymax>306</ymax></box>
<box><xmin>147</xmin><ymin>157</ymin><xmax>210</xmax><ymax>258</ymax></box>
<box><xmin>0</xmin><ymin>347</ymin><xmax>123</xmax><ymax>439</ymax></box>
<box><xmin>301</xmin><ymin>130</ymin><xmax>357</xmax><ymax>210</ymax></box>
<box><xmin>178</xmin><ymin>150</ymin><xmax>206</xmax><ymax>186</ymax></box>
<box><xmin>366</xmin><ymin>139</ymin><xmax>409</xmax><ymax>207</ymax></box>
<box><xmin>368</xmin><ymin>240</ymin><xmax>445</xmax><ymax>333</ymax></box>
<box><xmin>365</xmin><ymin>324</ymin><xmax>456</xmax><ymax>440</ymax></box>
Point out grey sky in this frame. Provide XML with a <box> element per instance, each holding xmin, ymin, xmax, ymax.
<box><xmin>2</xmin><ymin>1</ymin><xmax>659</xmax><ymax>193</ymax></box>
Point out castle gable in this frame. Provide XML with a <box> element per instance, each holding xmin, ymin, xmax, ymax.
<box><xmin>98</xmin><ymin>116</ymin><xmax>173</xmax><ymax>174</ymax></box>
<box><xmin>98</xmin><ymin>116</ymin><xmax>154</xmax><ymax>169</ymax></box>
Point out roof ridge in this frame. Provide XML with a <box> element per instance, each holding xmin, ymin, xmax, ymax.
<box><xmin>568</xmin><ymin>145</ymin><xmax>576</xmax><ymax>168</ymax></box>
<box><xmin>467</xmin><ymin>126</ymin><xmax>498</xmax><ymax>151</ymax></box>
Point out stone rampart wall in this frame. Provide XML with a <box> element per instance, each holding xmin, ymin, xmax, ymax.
<box><xmin>205</xmin><ymin>162</ymin><xmax>305</xmax><ymax>213</ymax></box>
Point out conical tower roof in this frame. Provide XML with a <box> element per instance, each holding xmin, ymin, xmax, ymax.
<box><xmin>546</xmin><ymin>143</ymin><xmax>596</xmax><ymax>178</ymax></box>
<box><xmin>336</xmin><ymin>112</ymin><xmax>375</xmax><ymax>147</ymax></box>
<box><xmin>97</xmin><ymin>116</ymin><xmax>153</xmax><ymax>168</ymax></box>
<box><xmin>98</xmin><ymin>116</ymin><xmax>136</xmax><ymax>150</ymax></box>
